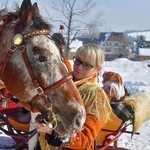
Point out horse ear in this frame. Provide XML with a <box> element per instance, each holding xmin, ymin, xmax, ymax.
<box><xmin>19</xmin><ymin>0</ymin><xmax>33</xmax><ymax>28</ymax></box>
<box><xmin>32</xmin><ymin>2</ymin><xmax>40</xmax><ymax>17</ymax></box>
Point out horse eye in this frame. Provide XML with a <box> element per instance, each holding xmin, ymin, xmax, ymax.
<box><xmin>38</xmin><ymin>55</ymin><xmax>47</xmax><ymax>62</ymax></box>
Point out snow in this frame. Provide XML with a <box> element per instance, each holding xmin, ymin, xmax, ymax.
<box><xmin>103</xmin><ymin>58</ymin><xmax>150</xmax><ymax>95</ymax></box>
<box><xmin>139</xmin><ymin>48</ymin><xmax>150</xmax><ymax>56</ymax></box>
<box><xmin>0</xmin><ymin>58</ymin><xmax>150</xmax><ymax>150</ymax></box>
<box><xmin>128</xmin><ymin>31</ymin><xmax>150</xmax><ymax>41</ymax></box>
<box><xmin>0</xmin><ymin>129</ymin><xmax>16</xmax><ymax>150</ymax></box>
<box><xmin>69</xmin><ymin>39</ymin><xmax>83</xmax><ymax>52</ymax></box>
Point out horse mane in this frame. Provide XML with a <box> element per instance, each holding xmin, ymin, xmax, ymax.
<box><xmin>0</xmin><ymin>9</ymin><xmax>52</xmax><ymax>31</ymax></box>
<box><xmin>31</xmin><ymin>15</ymin><xmax>52</xmax><ymax>31</ymax></box>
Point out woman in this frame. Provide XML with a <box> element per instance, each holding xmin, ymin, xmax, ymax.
<box><xmin>36</xmin><ymin>43</ymin><xmax>112</xmax><ymax>150</ymax></box>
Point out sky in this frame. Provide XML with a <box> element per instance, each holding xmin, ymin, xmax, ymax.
<box><xmin>0</xmin><ymin>58</ymin><xmax>150</xmax><ymax>149</ymax></box>
<box><xmin>97</xmin><ymin>0</ymin><xmax>150</xmax><ymax>32</ymax></box>
<box><xmin>6</xmin><ymin>0</ymin><xmax>150</xmax><ymax>33</ymax></box>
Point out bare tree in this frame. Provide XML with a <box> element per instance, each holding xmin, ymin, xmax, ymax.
<box><xmin>85</xmin><ymin>9</ymin><xmax>105</xmax><ymax>40</ymax></box>
<box><xmin>115</xmin><ymin>35</ymin><xmax>131</xmax><ymax>58</ymax></box>
<box><xmin>0</xmin><ymin>0</ymin><xmax>9</xmax><ymax>16</ymax></box>
<box><xmin>0</xmin><ymin>0</ymin><xmax>20</xmax><ymax>15</ymax></box>
<box><xmin>0</xmin><ymin>0</ymin><xmax>9</xmax><ymax>10</ymax></box>
<box><xmin>42</xmin><ymin>0</ymin><xmax>104</xmax><ymax>58</ymax></box>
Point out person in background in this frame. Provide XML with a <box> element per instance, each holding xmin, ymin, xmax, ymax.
<box><xmin>102</xmin><ymin>71</ymin><xmax>133</xmax><ymax>122</ymax></box>
<box><xmin>52</xmin><ymin>33</ymin><xmax>66</xmax><ymax>56</ymax></box>
<box><xmin>52</xmin><ymin>33</ymin><xmax>72</xmax><ymax>72</ymax></box>
<box><xmin>102</xmin><ymin>71</ymin><xmax>126</xmax><ymax>102</ymax></box>
<box><xmin>35</xmin><ymin>43</ymin><xmax>112</xmax><ymax>150</ymax></box>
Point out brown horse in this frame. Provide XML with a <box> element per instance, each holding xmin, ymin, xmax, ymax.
<box><xmin>0</xmin><ymin>0</ymin><xmax>86</xmax><ymax>139</ymax></box>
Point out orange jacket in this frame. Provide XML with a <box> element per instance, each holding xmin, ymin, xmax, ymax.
<box><xmin>64</xmin><ymin>59</ymin><xmax>72</xmax><ymax>72</ymax></box>
<box><xmin>62</xmin><ymin>75</ymin><xmax>111</xmax><ymax>150</ymax></box>
<box><xmin>63</xmin><ymin>115</ymin><xmax>105</xmax><ymax>150</ymax></box>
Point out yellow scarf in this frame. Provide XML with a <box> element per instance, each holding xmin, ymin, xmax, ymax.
<box><xmin>75</xmin><ymin>74</ymin><xmax>111</xmax><ymax>121</ymax></box>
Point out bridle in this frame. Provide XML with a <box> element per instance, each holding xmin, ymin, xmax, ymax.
<box><xmin>0</xmin><ymin>13</ymin><xmax>73</xmax><ymax>112</ymax></box>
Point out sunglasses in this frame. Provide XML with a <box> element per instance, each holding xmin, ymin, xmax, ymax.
<box><xmin>73</xmin><ymin>57</ymin><xmax>94</xmax><ymax>70</ymax></box>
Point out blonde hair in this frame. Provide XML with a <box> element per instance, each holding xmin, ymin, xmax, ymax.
<box><xmin>75</xmin><ymin>43</ymin><xmax>105</xmax><ymax>68</ymax></box>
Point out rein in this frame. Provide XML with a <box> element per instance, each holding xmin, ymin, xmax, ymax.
<box><xmin>0</xmin><ymin>14</ymin><xmax>73</xmax><ymax>112</ymax></box>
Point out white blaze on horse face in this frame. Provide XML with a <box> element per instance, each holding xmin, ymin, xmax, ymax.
<box><xmin>32</xmin><ymin>35</ymin><xmax>72</xmax><ymax>90</ymax></box>
<box><xmin>32</xmin><ymin>35</ymin><xmax>65</xmax><ymax>82</ymax></box>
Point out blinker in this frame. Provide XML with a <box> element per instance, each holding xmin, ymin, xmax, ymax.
<box><xmin>13</xmin><ymin>33</ymin><xmax>23</xmax><ymax>45</ymax></box>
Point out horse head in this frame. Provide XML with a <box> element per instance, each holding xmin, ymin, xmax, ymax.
<box><xmin>0</xmin><ymin>0</ymin><xmax>86</xmax><ymax>138</ymax></box>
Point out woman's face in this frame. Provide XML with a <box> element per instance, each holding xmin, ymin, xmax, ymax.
<box><xmin>73</xmin><ymin>55</ymin><xmax>100</xmax><ymax>81</ymax></box>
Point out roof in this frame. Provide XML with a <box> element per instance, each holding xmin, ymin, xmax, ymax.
<box><xmin>99</xmin><ymin>32</ymin><xmax>112</xmax><ymax>46</ymax></box>
<box><xmin>99</xmin><ymin>32</ymin><xmax>124</xmax><ymax>46</ymax></box>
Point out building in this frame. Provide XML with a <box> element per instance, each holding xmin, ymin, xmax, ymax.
<box><xmin>98</xmin><ymin>32</ymin><xmax>129</xmax><ymax>60</ymax></box>
<box><xmin>136</xmin><ymin>41</ymin><xmax>150</xmax><ymax>60</ymax></box>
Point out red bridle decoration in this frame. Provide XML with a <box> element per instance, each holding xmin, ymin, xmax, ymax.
<box><xmin>59</xmin><ymin>25</ymin><xmax>64</xmax><ymax>30</ymax></box>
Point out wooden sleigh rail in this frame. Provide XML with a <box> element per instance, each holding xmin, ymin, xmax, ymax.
<box><xmin>95</xmin><ymin>127</ymin><xmax>140</xmax><ymax>150</ymax></box>
<box><xmin>94</xmin><ymin>112</ymin><xmax>140</xmax><ymax>150</ymax></box>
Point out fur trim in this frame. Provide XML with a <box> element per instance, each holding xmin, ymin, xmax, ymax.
<box><xmin>103</xmin><ymin>81</ymin><xmax>125</xmax><ymax>101</ymax></box>
<box><xmin>124</xmin><ymin>92</ymin><xmax>150</xmax><ymax>133</ymax></box>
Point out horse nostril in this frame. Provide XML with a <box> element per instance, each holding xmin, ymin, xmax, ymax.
<box><xmin>74</xmin><ymin>113</ymin><xmax>82</xmax><ymax>130</ymax></box>
<box><xmin>73</xmin><ymin>107</ymin><xmax>86</xmax><ymax>132</ymax></box>
<box><xmin>70</xmin><ymin>106</ymin><xmax>86</xmax><ymax>133</ymax></box>
<box><xmin>75</xmin><ymin>115</ymin><xmax>81</xmax><ymax>127</ymax></box>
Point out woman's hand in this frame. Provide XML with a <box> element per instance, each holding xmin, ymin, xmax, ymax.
<box><xmin>34</xmin><ymin>122</ymin><xmax>53</xmax><ymax>135</ymax></box>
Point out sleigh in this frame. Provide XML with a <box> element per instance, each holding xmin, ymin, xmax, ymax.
<box><xmin>0</xmin><ymin>98</ymin><xmax>34</xmax><ymax>149</ymax></box>
<box><xmin>0</xmin><ymin>98</ymin><xmax>139</xmax><ymax>150</ymax></box>
<box><xmin>95</xmin><ymin>112</ymin><xmax>141</xmax><ymax>150</ymax></box>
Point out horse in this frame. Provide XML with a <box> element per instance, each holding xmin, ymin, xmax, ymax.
<box><xmin>0</xmin><ymin>0</ymin><xmax>86</xmax><ymax>141</ymax></box>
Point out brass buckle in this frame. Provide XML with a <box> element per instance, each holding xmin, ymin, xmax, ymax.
<box><xmin>19</xmin><ymin>45</ymin><xmax>25</xmax><ymax>52</ymax></box>
<box><xmin>36</xmin><ymin>86</ymin><xmax>44</xmax><ymax>95</ymax></box>
<box><xmin>10</xmin><ymin>45</ymin><xmax>17</xmax><ymax>52</ymax></box>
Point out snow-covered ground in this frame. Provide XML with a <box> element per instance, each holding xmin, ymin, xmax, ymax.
<box><xmin>103</xmin><ymin>58</ymin><xmax>150</xmax><ymax>150</ymax></box>
<box><xmin>103</xmin><ymin>58</ymin><xmax>150</xmax><ymax>95</ymax></box>
<box><xmin>0</xmin><ymin>58</ymin><xmax>150</xmax><ymax>150</ymax></box>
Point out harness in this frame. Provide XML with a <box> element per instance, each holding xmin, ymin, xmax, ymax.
<box><xmin>0</xmin><ymin>13</ymin><xmax>73</xmax><ymax>112</ymax></box>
